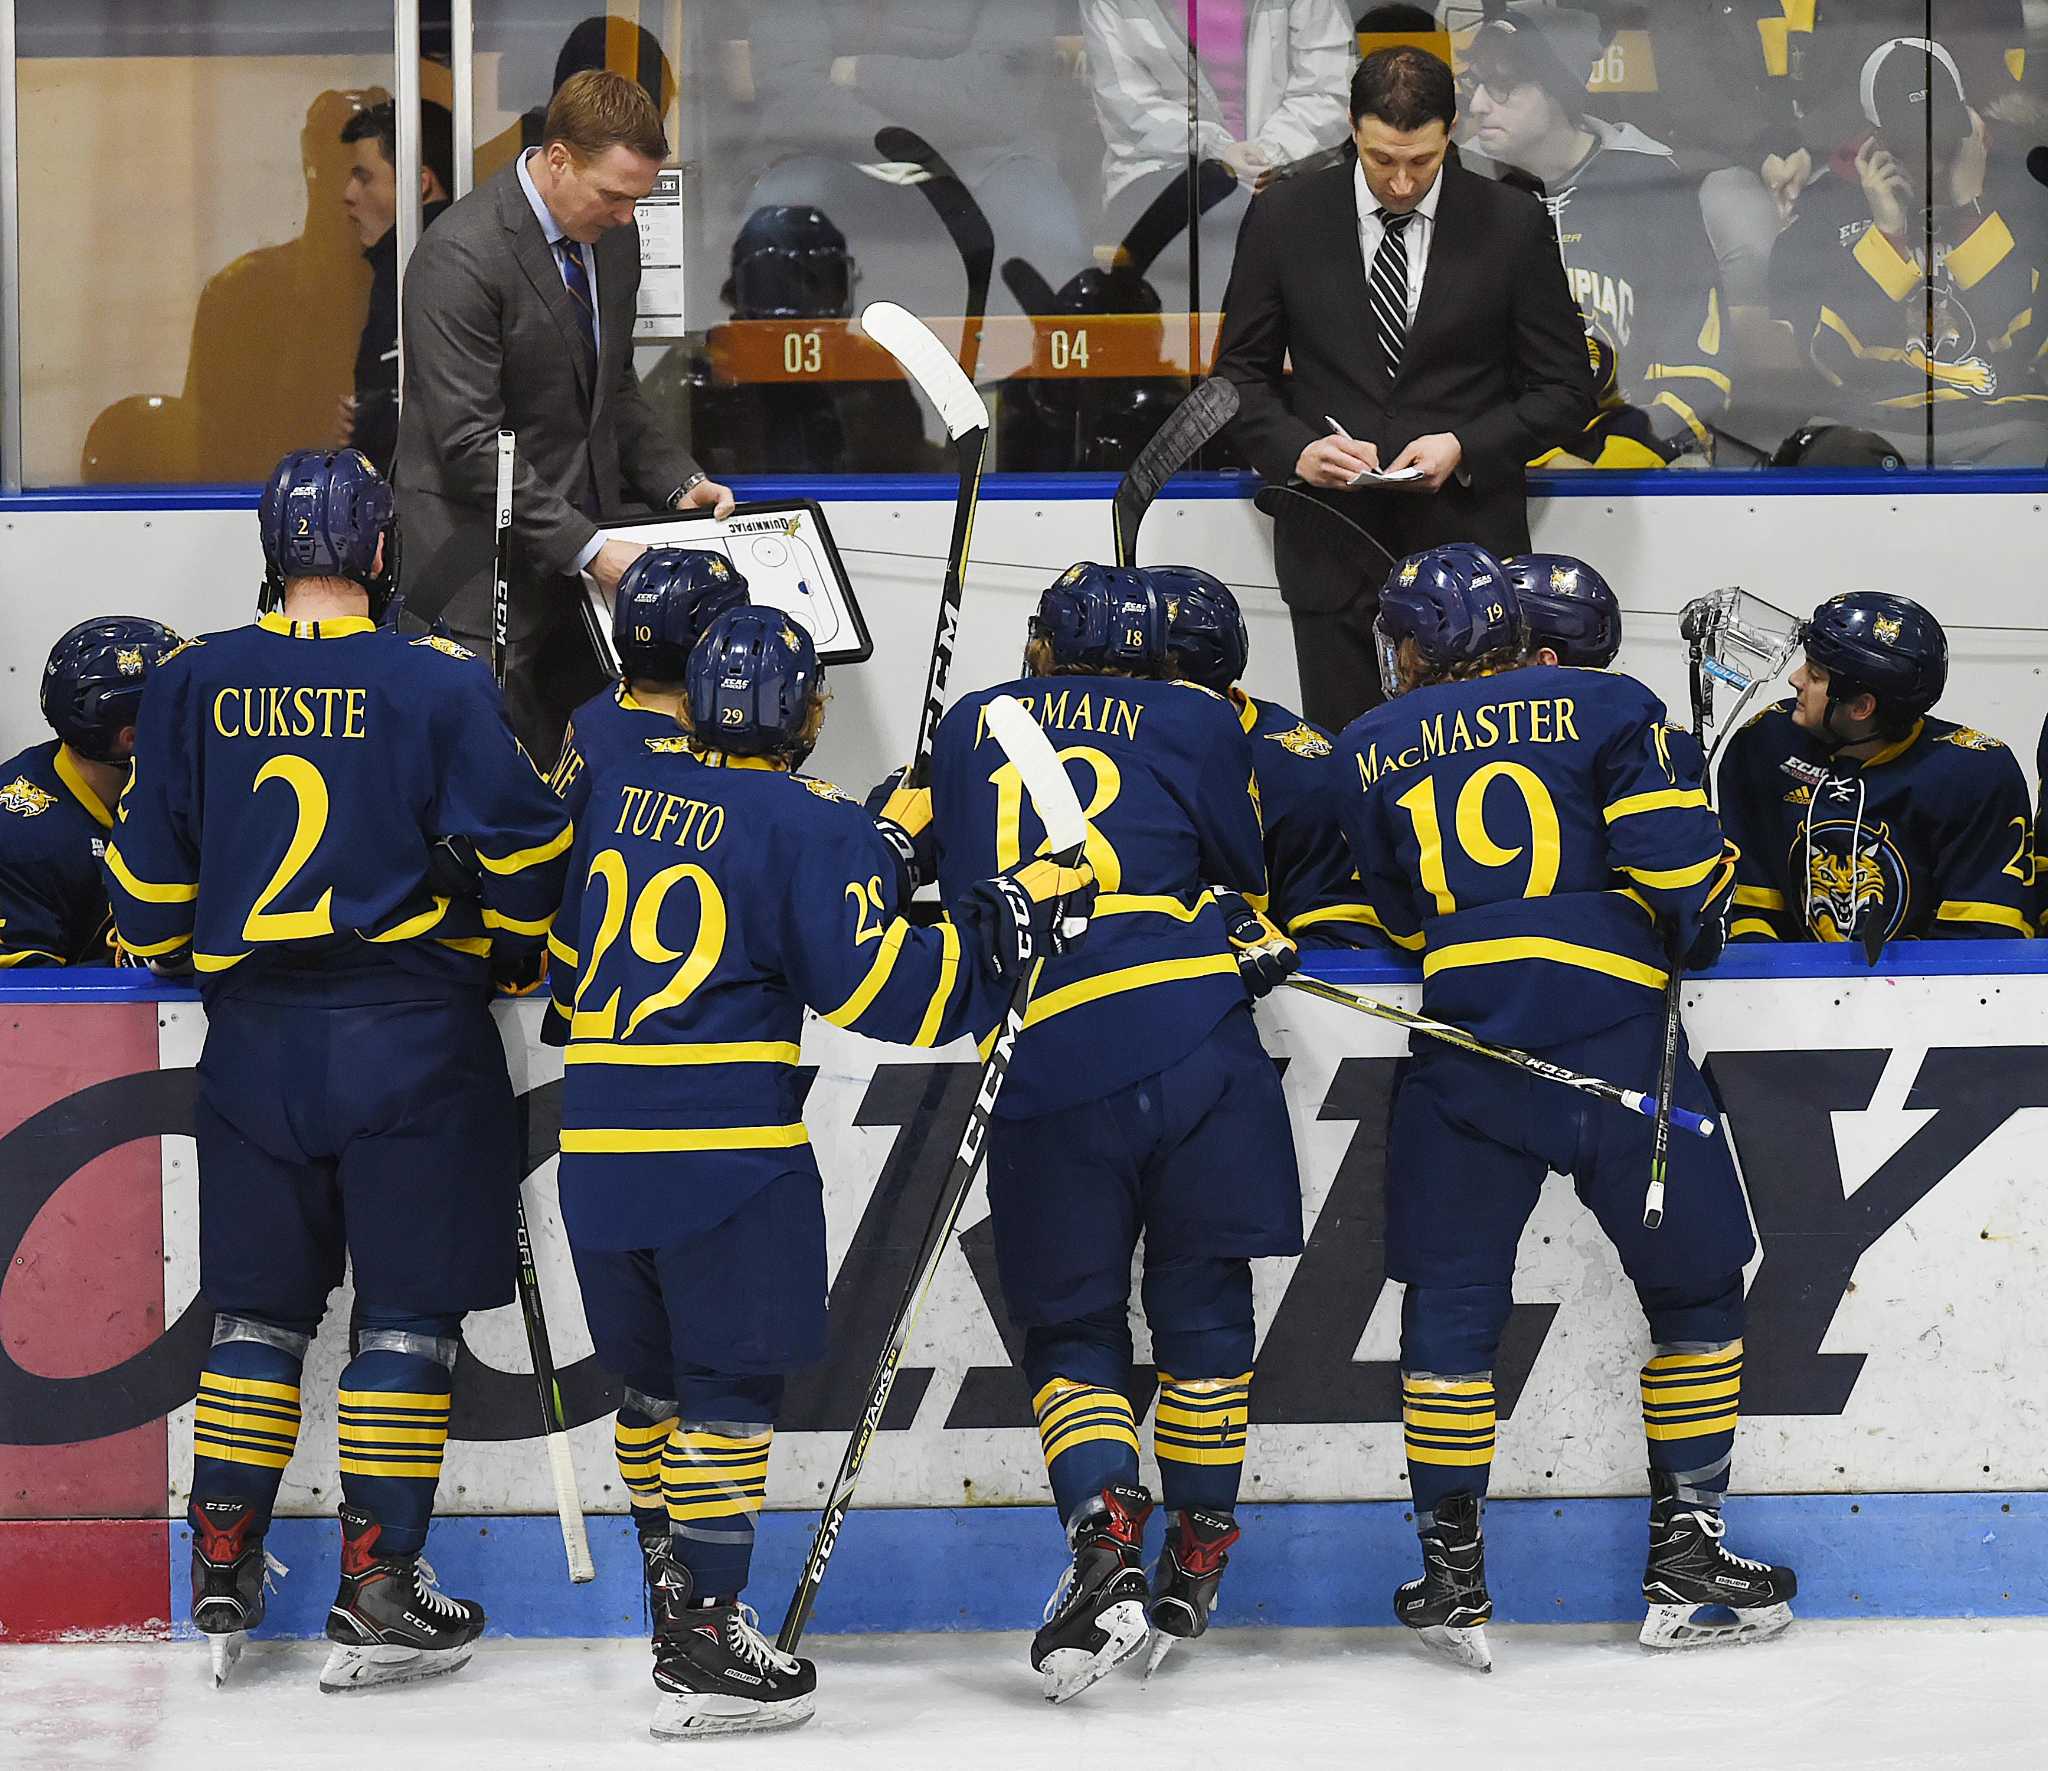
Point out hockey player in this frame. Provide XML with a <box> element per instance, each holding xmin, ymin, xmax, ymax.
<box><xmin>0</xmin><ymin>617</ymin><xmax>176</xmax><ymax>966</ymax></box>
<box><xmin>547</xmin><ymin>606</ymin><xmax>1093</xmax><ymax>1739</ymax></box>
<box><xmin>104</xmin><ymin>448</ymin><xmax>574</xmax><ymax>1692</ymax></box>
<box><xmin>547</xmin><ymin>546</ymin><xmax>748</xmax><ymax>823</ymax></box>
<box><xmin>925</xmin><ymin>564</ymin><xmax>1304</xmax><ymax>1699</ymax></box>
<box><xmin>1504</xmin><ymin>553</ymin><xmax>1621</xmax><ymax>669</ymax></box>
<box><xmin>1151</xmin><ymin>563</ymin><xmax>1377</xmax><ymax>949</ymax></box>
<box><xmin>1719</xmin><ymin>592</ymin><xmax>2034</xmax><ymax>951</ymax></box>
<box><xmin>1334</xmin><ymin>545</ymin><xmax>1792</xmax><ymax>1669</ymax></box>
<box><xmin>2037</xmin><ymin>715</ymin><xmax>2048</xmax><ymax>935</ymax></box>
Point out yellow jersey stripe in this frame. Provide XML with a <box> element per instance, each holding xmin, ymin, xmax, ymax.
<box><xmin>1022</xmin><ymin>952</ymin><xmax>1239</xmax><ymax>1030</ymax></box>
<box><xmin>367</xmin><ymin>898</ymin><xmax>450</xmax><ymax>944</ymax></box>
<box><xmin>475</xmin><ymin>823</ymin><xmax>573</xmax><ymax>875</ymax></box>
<box><xmin>548</xmin><ymin>931</ymin><xmax>579</xmax><ymax>968</ymax></box>
<box><xmin>565</xmin><ymin>1040</ymin><xmax>801</xmax><ymax>1067</ymax></box>
<box><xmin>913</xmin><ymin>920</ymin><xmax>961</xmax><ymax>1048</ymax></box>
<box><xmin>1936</xmin><ymin>899</ymin><xmax>2034</xmax><ymax>936</ymax></box>
<box><xmin>1604</xmin><ymin>786</ymin><xmax>1709</xmax><ymax>823</ymax></box>
<box><xmin>1422</xmin><ymin>936</ymin><xmax>1667</xmax><ymax>991</ymax></box>
<box><xmin>1619</xmin><ymin>852</ymin><xmax>1723</xmax><ymax>891</ymax></box>
<box><xmin>1093</xmin><ymin>891</ymin><xmax>1214</xmax><ymax>923</ymax></box>
<box><xmin>54</xmin><ymin>746</ymin><xmax>115</xmax><ymax>829</ymax></box>
<box><xmin>103</xmin><ymin>843</ymin><xmax>199</xmax><ymax>903</ymax></box>
<box><xmin>483</xmin><ymin>907</ymin><xmax>553</xmax><ymax>937</ymax></box>
<box><xmin>1730</xmin><ymin>917</ymin><xmax>1779</xmax><ymax>940</ymax></box>
<box><xmin>560</xmin><ymin>1123</ymin><xmax>809</xmax><ymax>1154</ymax></box>
<box><xmin>1733</xmin><ymin>886</ymin><xmax>1786</xmax><ymax>909</ymax></box>
<box><xmin>0</xmin><ymin>947</ymin><xmax>64</xmax><ymax>967</ymax></box>
<box><xmin>192</xmin><ymin>951</ymin><xmax>251</xmax><ymax>973</ymax></box>
<box><xmin>824</xmin><ymin>918</ymin><xmax>911</xmax><ymax>1028</ymax></box>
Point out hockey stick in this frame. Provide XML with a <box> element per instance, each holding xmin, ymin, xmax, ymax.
<box><xmin>1111</xmin><ymin>374</ymin><xmax>1239</xmax><ymax>566</ymax></box>
<box><xmin>778</xmin><ymin>694</ymin><xmax>1089</xmax><ymax>1653</ymax></box>
<box><xmin>491</xmin><ymin>430</ymin><xmax>514</xmax><ymax>682</ymax></box>
<box><xmin>1251</xmin><ymin>481</ymin><xmax>1401</xmax><ymax>574</ymax></box>
<box><xmin>860</xmin><ymin>300</ymin><xmax>991</xmax><ymax>785</ymax></box>
<box><xmin>1283</xmin><ymin>974</ymin><xmax>1718</xmax><ymax>1139</ymax></box>
<box><xmin>488</xmin><ymin>430</ymin><xmax>595</xmax><ymax>1584</ymax></box>
<box><xmin>872</xmin><ymin>127</ymin><xmax>995</xmax><ymax>384</ymax></box>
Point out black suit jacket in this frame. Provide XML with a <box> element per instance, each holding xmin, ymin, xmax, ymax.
<box><xmin>392</xmin><ymin>162</ymin><xmax>698</xmax><ymax>637</ymax></box>
<box><xmin>1214</xmin><ymin>156</ymin><xmax>1594</xmax><ymax>612</ymax></box>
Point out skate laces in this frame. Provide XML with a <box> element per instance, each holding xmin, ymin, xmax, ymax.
<box><xmin>724</xmin><ymin>1603</ymin><xmax>801</xmax><ymax>1676</ymax></box>
<box><xmin>1691</xmin><ymin>1508</ymin><xmax>1772</xmax><ymax>1574</ymax></box>
<box><xmin>1042</xmin><ymin>1558</ymin><xmax>1080</xmax><ymax>1624</ymax></box>
<box><xmin>407</xmin><ymin>1557</ymin><xmax>470</xmax><ymax>1621</ymax></box>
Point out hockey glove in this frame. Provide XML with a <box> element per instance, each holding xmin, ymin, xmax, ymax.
<box><xmin>1681</xmin><ymin>907</ymin><xmax>1727</xmax><ymax>974</ymax></box>
<box><xmin>865</xmin><ymin>766</ymin><xmax>936</xmax><ymax>890</ymax></box>
<box><xmin>426</xmin><ymin>834</ymin><xmax>484</xmax><ymax>901</ymax></box>
<box><xmin>1214</xmin><ymin>889</ymin><xmax>1298</xmax><ymax>999</ymax></box>
<box><xmin>958</xmin><ymin>855</ymin><xmax>1097</xmax><ymax>982</ymax></box>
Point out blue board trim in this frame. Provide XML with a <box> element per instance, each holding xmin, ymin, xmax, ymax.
<box><xmin>12</xmin><ymin>465</ymin><xmax>2046</xmax><ymax>513</ymax></box>
<box><xmin>10</xmin><ymin>941</ymin><xmax>2048</xmax><ymax>1007</ymax></box>
<box><xmin>167</xmin><ymin>1491</ymin><xmax>2046</xmax><ymax>1639</ymax></box>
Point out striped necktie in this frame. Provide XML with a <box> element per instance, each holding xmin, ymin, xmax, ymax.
<box><xmin>554</xmin><ymin>237</ymin><xmax>596</xmax><ymax>357</ymax></box>
<box><xmin>1370</xmin><ymin>209</ymin><xmax>1417</xmax><ymax>381</ymax></box>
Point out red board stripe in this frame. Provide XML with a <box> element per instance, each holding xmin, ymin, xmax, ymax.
<box><xmin>0</xmin><ymin>1518</ymin><xmax>170</xmax><ymax>1640</ymax></box>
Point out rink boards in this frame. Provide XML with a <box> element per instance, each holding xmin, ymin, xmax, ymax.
<box><xmin>3</xmin><ymin>945</ymin><xmax>2047</xmax><ymax>1639</ymax></box>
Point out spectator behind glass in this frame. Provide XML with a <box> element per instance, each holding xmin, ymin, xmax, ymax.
<box><xmin>1084</xmin><ymin>0</ymin><xmax>1354</xmax><ymax>312</ymax></box>
<box><xmin>726</xmin><ymin>0</ymin><xmax>1086</xmax><ymax>322</ymax></box>
<box><xmin>1767</xmin><ymin>36</ymin><xmax>2048</xmax><ymax>468</ymax></box>
<box><xmin>1459</xmin><ymin>10</ymin><xmax>1735</xmax><ymax>468</ymax></box>
<box><xmin>336</xmin><ymin>100</ymin><xmax>454</xmax><ymax>475</ymax></box>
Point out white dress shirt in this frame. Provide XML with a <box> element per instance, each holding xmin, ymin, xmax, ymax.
<box><xmin>1353</xmin><ymin>159</ymin><xmax>1443</xmax><ymax>326</ymax></box>
<box><xmin>517</xmin><ymin>148</ymin><xmax>607</xmax><ymax>574</ymax></box>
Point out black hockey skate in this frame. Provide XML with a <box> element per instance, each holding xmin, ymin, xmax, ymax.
<box><xmin>634</xmin><ymin>1521</ymin><xmax>675</xmax><ymax>1652</ymax></box>
<box><xmin>1144</xmin><ymin>1508</ymin><xmax>1240</xmax><ymax>1674</ymax></box>
<box><xmin>1031</xmin><ymin>1484</ymin><xmax>1155</xmax><ymax>1703</ymax></box>
<box><xmin>1394</xmin><ymin>1491</ymin><xmax>1493</xmax><ymax>1672</ymax></box>
<box><xmin>190</xmin><ymin>1498</ymin><xmax>285</xmax><ymax>1687</ymax></box>
<box><xmin>321</xmin><ymin>1505</ymin><xmax>485</xmax><ymax>1692</ymax></box>
<box><xmin>649</xmin><ymin>1555</ymin><xmax>817</xmax><ymax>1739</ymax></box>
<box><xmin>1640</xmin><ymin>1473</ymin><xmax>1796</xmax><ymax>1650</ymax></box>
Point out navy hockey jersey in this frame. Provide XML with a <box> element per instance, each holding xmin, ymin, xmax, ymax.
<box><xmin>548</xmin><ymin>682</ymin><xmax>689</xmax><ymax>828</ymax></box>
<box><xmin>547</xmin><ymin>750</ymin><xmax>1015</xmax><ymax>1246</ymax></box>
<box><xmin>0</xmin><ymin>740</ymin><xmax>118</xmax><ymax>966</ymax></box>
<box><xmin>105</xmin><ymin>616</ymin><xmax>572</xmax><ymax>989</ymax></box>
<box><xmin>2036</xmin><ymin>713</ymin><xmax>2048</xmax><ymax>934</ymax></box>
<box><xmin>1232</xmin><ymin>692</ymin><xmax>1377</xmax><ymax>949</ymax></box>
<box><xmin>930</xmin><ymin>674</ymin><xmax>1266</xmax><ymax>1118</ymax></box>
<box><xmin>1336</xmin><ymin>665</ymin><xmax>1734</xmax><ymax>1047</ymax></box>
<box><xmin>1719</xmin><ymin>702</ymin><xmax>2034</xmax><ymax>944</ymax></box>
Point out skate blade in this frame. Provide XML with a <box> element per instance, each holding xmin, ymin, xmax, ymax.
<box><xmin>1144</xmin><ymin>1632</ymin><xmax>1177</xmax><ymax>1678</ymax></box>
<box><xmin>1640</xmin><ymin>1600</ymin><xmax>1794</xmax><ymax>1651</ymax></box>
<box><xmin>1039</xmin><ymin>1600</ymin><xmax>1150</xmax><ymax>1704</ymax></box>
<box><xmin>1412</xmin><ymin>1622</ymin><xmax>1493</xmax><ymax>1673</ymax></box>
<box><xmin>650</xmin><ymin>1690</ymin><xmax>816</xmax><ymax>1739</ymax></box>
<box><xmin>319</xmin><ymin>1640</ymin><xmax>476</xmax><ymax>1693</ymax></box>
<box><xmin>208</xmin><ymin>1632</ymin><xmax>247</xmax><ymax>1688</ymax></box>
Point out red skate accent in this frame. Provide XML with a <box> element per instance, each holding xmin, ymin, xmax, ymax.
<box><xmin>1096</xmin><ymin>1486</ymin><xmax>1156</xmax><ymax>1547</ymax></box>
<box><xmin>190</xmin><ymin>1501</ymin><xmax>260</xmax><ymax>1565</ymax></box>
<box><xmin>1170</xmin><ymin>1512</ymin><xmax>1241</xmax><ymax>1577</ymax></box>
<box><xmin>338</xmin><ymin>1516</ymin><xmax>385</xmax><ymax>1576</ymax></box>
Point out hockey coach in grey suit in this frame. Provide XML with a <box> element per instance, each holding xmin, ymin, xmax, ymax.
<box><xmin>393</xmin><ymin>69</ymin><xmax>734</xmax><ymax>760</ymax></box>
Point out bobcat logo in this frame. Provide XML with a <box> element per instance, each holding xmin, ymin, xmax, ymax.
<box><xmin>1797</xmin><ymin>819</ymin><xmax>1910</xmax><ymax>943</ymax></box>
<box><xmin>0</xmin><ymin>775</ymin><xmax>56</xmax><ymax>816</ymax></box>
<box><xmin>1872</xmin><ymin>615</ymin><xmax>1903</xmax><ymax>646</ymax></box>
<box><xmin>115</xmin><ymin>647</ymin><xmax>146</xmax><ymax>676</ymax></box>
<box><xmin>1550</xmin><ymin>564</ymin><xmax>1574</xmax><ymax>593</ymax></box>
<box><xmin>1399</xmin><ymin>560</ymin><xmax>1420</xmax><ymax>585</ymax></box>
<box><xmin>1937</xmin><ymin>727</ymin><xmax>2003</xmax><ymax>752</ymax></box>
<box><xmin>796</xmin><ymin>775</ymin><xmax>850</xmax><ymax>803</ymax></box>
<box><xmin>780</xmin><ymin>624</ymin><xmax>803</xmax><ymax>653</ymax></box>
<box><xmin>1268</xmin><ymin>723</ymin><xmax>1333</xmax><ymax>760</ymax></box>
<box><xmin>410</xmin><ymin>634</ymin><xmax>476</xmax><ymax>661</ymax></box>
<box><xmin>643</xmin><ymin>736</ymin><xmax>692</xmax><ymax>754</ymax></box>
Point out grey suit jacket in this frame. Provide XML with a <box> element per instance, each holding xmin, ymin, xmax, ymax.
<box><xmin>392</xmin><ymin>160</ymin><xmax>698</xmax><ymax>637</ymax></box>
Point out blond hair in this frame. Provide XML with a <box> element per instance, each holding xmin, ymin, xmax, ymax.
<box><xmin>542</xmin><ymin>69</ymin><xmax>667</xmax><ymax>163</ymax></box>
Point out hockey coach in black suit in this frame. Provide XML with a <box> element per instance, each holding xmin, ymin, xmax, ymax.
<box><xmin>393</xmin><ymin>69</ymin><xmax>734</xmax><ymax>761</ymax></box>
<box><xmin>1214</xmin><ymin>45</ymin><xmax>1594</xmax><ymax>732</ymax></box>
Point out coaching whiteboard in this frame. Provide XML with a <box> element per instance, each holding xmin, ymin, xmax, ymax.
<box><xmin>582</xmin><ymin>499</ymin><xmax>874</xmax><ymax>668</ymax></box>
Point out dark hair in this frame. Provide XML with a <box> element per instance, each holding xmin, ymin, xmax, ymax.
<box><xmin>1350</xmin><ymin>45</ymin><xmax>1457</xmax><ymax>132</ymax></box>
<box><xmin>1356</xmin><ymin>5</ymin><xmax>1440</xmax><ymax>35</ymax></box>
<box><xmin>341</xmin><ymin>99</ymin><xmax>455</xmax><ymax>198</ymax></box>
<box><xmin>552</xmin><ymin>15</ymin><xmax>677</xmax><ymax>112</ymax></box>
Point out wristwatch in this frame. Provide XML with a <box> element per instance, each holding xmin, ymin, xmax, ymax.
<box><xmin>672</xmin><ymin>471</ymin><xmax>709</xmax><ymax>509</ymax></box>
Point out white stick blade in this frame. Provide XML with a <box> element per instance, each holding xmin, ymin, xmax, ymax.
<box><xmin>858</xmin><ymin>301</ymin><xmax>988</xmax><ymax>440</ymax></box>
<box><xmin>983</xmin><ymin>694</ymin><xmax>1088</xmax><ymax>855</ymax></box>
<box><xmin>547</xmin><ymin>1431</ymin><xmax>595</xmax><ymax>1583</ymax></box>
<box><xmin>494</xmin><ymin>430</ymin><xmax>515</xmax><ymax>529</ymax></box>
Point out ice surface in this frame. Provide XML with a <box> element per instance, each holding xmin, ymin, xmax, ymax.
<box><xmin>7</xmin><ymin>1621</ymin><xmax>2043</xmax><ymax>1770</ymax></box>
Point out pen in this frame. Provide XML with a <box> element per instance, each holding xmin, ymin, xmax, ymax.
<box><xmin>1324</xmin><ymin>415</ymin><xmax>1354</xmax><ymax>438</ymax></box>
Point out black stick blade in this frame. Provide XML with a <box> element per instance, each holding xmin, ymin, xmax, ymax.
<box><xmin>1111</xmin><ymin>376</ymin><xmax>1240</xmax><ymax>566</ymax></box>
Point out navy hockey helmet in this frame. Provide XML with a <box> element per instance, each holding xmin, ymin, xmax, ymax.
<box><xmin>1802</xmin><ymin>590</ymin><xmax>1947</xmax><ymax>734</ymax></box>
<box><xmin>42</xmin><ymin>615</ymin><xmax>179</xmax><ymax>762</ymax></box>
<box><xmin>1375</xmin><ymin>543</ymin><xmax>1519</xmax><ymax>697</ymax></box>
<box><xmin>1507</xmin><ymin>553</ymin><xmax>1621</xmax><ymax>668</ymax></box>
<box><xmin>613</xmin><ymin>548</ymin><xmax>750</xmax><ymax>683</ymax></box>
<box><xmin>1031</xmin><ymin>563</ymin><xmax>1168</xmax><ymax>676</ymax></box>
<box><xmin>1153</xmin><ymin>564</ymin><xmax>1248</xmax><ymax>692</ymax></box>
<box><xmin>686</xmin><ymin>606</ymin><xmax>823</xmax><ymax>760</ymax></box>
<box><xmin>258</xmin><ymin>448</ymin><xmax>400</xmax><ymax>618</ymax></box>
<box><xmin>726</xmin><ymin>205</ymin><xmax>854</xmax><ymax>320</ymax></box>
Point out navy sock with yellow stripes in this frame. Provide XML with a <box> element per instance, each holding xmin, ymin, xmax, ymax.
<box><xmin>1399</xmin><ymin>1283</ymin><xmax>1509</xmax><ymax>1518</ymax></box>
<box><xmin>336</xmin><ymin>1314</ymin><xmax>460</xmax><ymax>1558</ymax></box>
<box><xmin>1638</xmin><ymin>1276</ymin><xmax>1746</xmax><ymax>1503</ymax></box>
<box><xmin>191</xmin><ymin>1315</ymin><xmax>309</xmax><ymax>1531</ymax></box>
<box><xmin>614</xmin><ymin>1387</ymin><xmax>680</xmax><ymax>1538</ymax></box>
<box><xmin>662</xmin><ymin>1371</ymin><xmax>782</xmax><ymax>1601</ymax></box>
<box><xmin>1147</xmin><ymin>1259</ymin><xmax>1256</xmax><ymax>1514</ymax></box>
<box><xmin>1025</xmin><ymin>1314</ymin><xmax>1142</xmax><ymax>1523</ymax></box>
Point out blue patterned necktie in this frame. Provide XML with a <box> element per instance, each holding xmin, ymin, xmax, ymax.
<box><xmin>554</xmin><ymin>237</ymin><xmax>596</xmax><ymax>356</ymax></box>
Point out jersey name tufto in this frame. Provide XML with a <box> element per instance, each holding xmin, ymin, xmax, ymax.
<box><xmin>1337</xmin><ymin>664</ymin><xmax>1733</xmax><ymax>1047</ymax></box>
<box><xmin>0</xmin><ymin>739</ymin><xmax>117</xmax><ymax>966</ymax></box>
<box><xmin>1718</xmin><ymin>702</ymin><xmax>2034</xmax><ymax>944</ymax></box>
<box><xmin>547</xmin><ymin>751</ymin><xmax>1014</xmax><ymax>1246</ymax></box>
<box><xmin>105</xmin><ymin>616</ymin><xmax>571</xmax><ymax>987</ymax></box>
<box><xmin>930</xmin><ymin>674</ymin><xmax>1266</xmax><ymax>1118</ymax></box>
